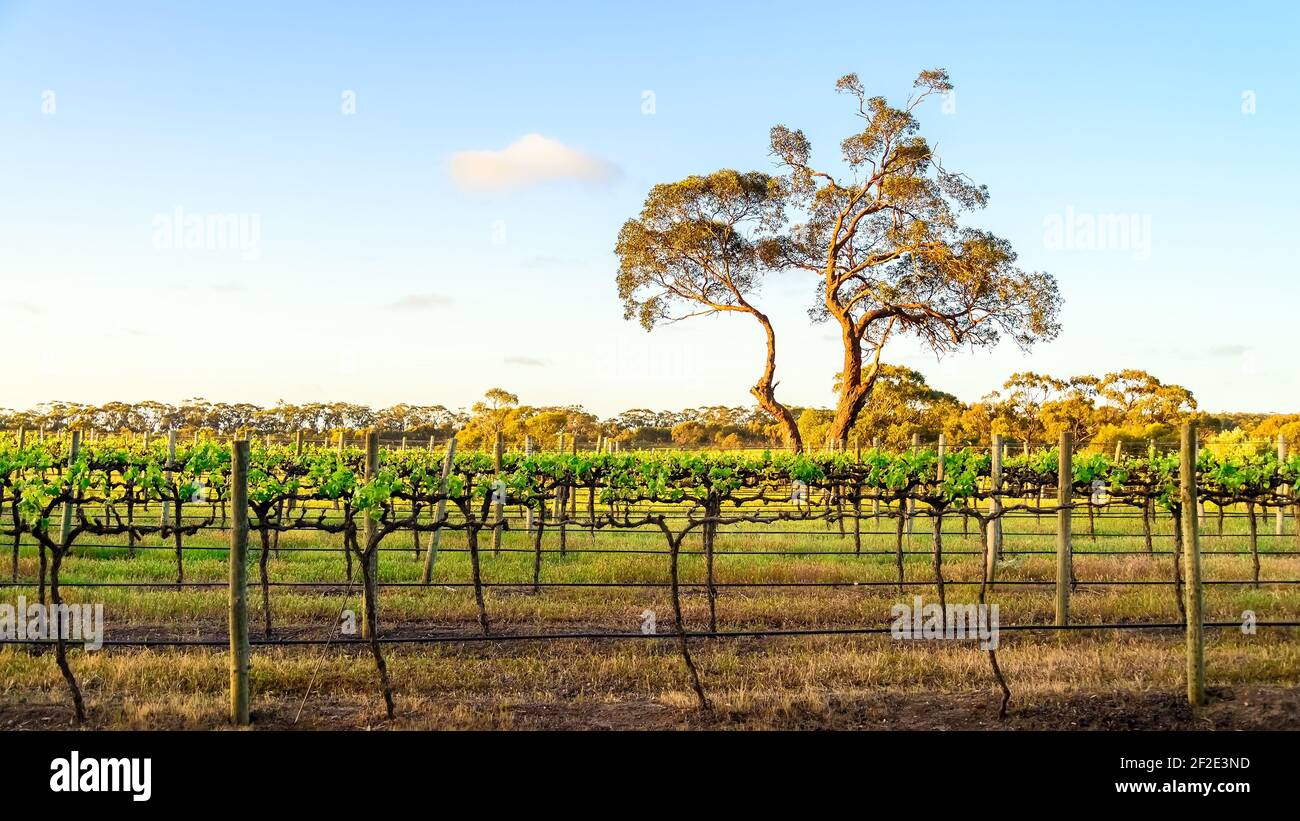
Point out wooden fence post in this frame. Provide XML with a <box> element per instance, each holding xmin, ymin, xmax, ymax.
<box><xmin>1181</xmin><ymin>423</ymin><xmax>1206</xmax><ymax>707</ymax></box>
<box><xmin>871</xmin><ymin>436</ymin><xmax>880</xmax><ymax>521</ymax></box>
<box><xmin>524</xmin><ymin>435</ymin><xmax>534</xmax><ymax>533</ymax></box>
<box><xmin>160</xmin><ymin>429</ymin><xmax>176</xmax><ymax>528</ymax></box>
<box><xmin>229</xmin><ymin>438</ymin><xmax>250</xmax><ymax>725</ymax></box>
<box><xmin>492</xmin><ymin>431</ymin><xmax>504</xmax><ymax>554</ymax></box>
<box><xmin>988</xmin><ymin>433</ymin><xmax>1004</xmax><ymax>582</ymax></box>
<box><xmin>907</xmin><ymin>432</ymin><xmax>921</xmax><ymax>534</ymax></box>
<box><xmin>59</xmin><ymin>431</ymin><xmax>82</xmax><ymax>547</ymax></box>
<box><xmin>1277</xmin><ymin>434</ymin><xmax>1288</xmax><ymax>537</ymax></box>
<box><xmin>362</xmin><ymin>430</ymin><xmax>379</xmax><ymax>638</ymax></box>
<box><xmin>569</xmin><ymin>434</ymin><xmax>579</xmax><ymax>518</ymax></box>
<box><xmin>1056</xmin><ymin>430</ymin><xmax>1073</xmax><ymax>627</ymax></box>
<box><xmin>421</xmin><ymin>437</ymin><xmax>456</xmax><ymax>583</ymax></box>
<box><xmin>553</xmin><ymin>433</ymin><xmax>566</xmax><ymax>520</ymax></box>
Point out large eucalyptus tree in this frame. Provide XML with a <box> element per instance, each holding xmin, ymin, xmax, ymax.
<box><xmin>766</xmin><ymin>69</ymin><xmax>1062</xmax><ymax>446</ymax></box>
<box><xmin>615</xmin><ymin>170</ymin><xmax>803</xmax><ymax>451</ymax></box>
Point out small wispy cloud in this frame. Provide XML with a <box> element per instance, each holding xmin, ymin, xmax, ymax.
<box><xmin>450</xmin><ymin>134</ymin><xmax>618</xmax><ymax>191</ymax></box>
<box><xmin>386</xmin><ymin>293</ymin><xmax>451</xmax><ymax>311</ymax></box>
<box><xmin>504</xmin><ymin>355</ymin><xmax>546</xmax><ymax>367</ymax></box>
<box><xmin>8</xmin><ymin>300</ymin><xmax>46</xmax><ymax>315</ymax></box>
<box><xmin>1207</xmin><ymin>344</ymin><xmax>1250</xmax><ymax>357</ymax></box>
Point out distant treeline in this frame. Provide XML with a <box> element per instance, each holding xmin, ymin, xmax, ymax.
<box><xmin>4</xmin><ymin>367</ymin><xmax>1295</xmax><ymax>450</ymax></box>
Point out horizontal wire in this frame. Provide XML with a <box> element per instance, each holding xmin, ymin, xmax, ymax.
<box><xmin>4</xmin><ymin>621</ymin><xmax>1298</xmax><ymax>649</ymax></box>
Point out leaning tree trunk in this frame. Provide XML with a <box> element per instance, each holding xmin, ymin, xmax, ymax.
<box><xmin>747</xmin><ymin>308</ymin><xmax>802</xmax><ymax>453</ymax></box>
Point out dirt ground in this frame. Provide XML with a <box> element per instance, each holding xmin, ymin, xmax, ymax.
<box><xmin>4</xmin><ymin>685</ymin><xmax>1298</xmax><ymax>731</ymax></box>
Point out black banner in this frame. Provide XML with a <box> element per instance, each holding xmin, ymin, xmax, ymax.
<box><xmin>6</xmin><ymin>730</ymin><xmax>1288</xmax><ymax>809</ymax></box>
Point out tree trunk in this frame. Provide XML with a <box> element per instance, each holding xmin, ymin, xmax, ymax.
<box><xmin>747</xmin><ymin>310</ymin><xmax>802</xmax><ymax>452</ymax></box>
<box><xmin>824</xmin><ymin>319</ymin><xmax>881</xmax><ymax>447</ymax></box>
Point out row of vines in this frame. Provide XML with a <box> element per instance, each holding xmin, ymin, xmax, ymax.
<box><xmin>3</xmin><ymin>432</ymin><xmax>1298</xmax><ymax>723</ymax></box>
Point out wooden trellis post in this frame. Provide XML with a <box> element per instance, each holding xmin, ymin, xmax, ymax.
<box><xmin>1180</xmin><ymin>423</ymin><xmax>1205</xmax><ymax>707</ymax></box>
<box><xmin>1277</xmin><ymin>434</ymin><xmax>1288</xmax><ymax>537</ymax></box>
<box><xmin>492</xmin><ymin>431</ymin><xmax>504</xmax><ymax>553</ymax></box>
<box><xmin>569</xmin><ymin>434</ymin><xmax>579</xmax><ymax>518</ymax></box>
<box><xmin>421</xmin><ymin>437</ymin><xmax>456</xmax><ymax>583</ymax></box>
<box><xmin>59</xmin><ymin>431</ymin><xmax>82</xmax><ymax>548</ymax></box>
<box><xmin>160</xmin><ymin>429</ymin><xmax>176</xmax><ymax>528</ymax></box>
<box><xmin>906</xmin><ymin>432</ymin><xmax>920</xmax><ymax>534</ymax></box>
<box><xmin>524</xmin><ymin>435</ymin><xmax>534</xmax><ymax>532</ymax></box>
<box><xmin>553</xmin><ymin>433</ymin><xmax>566</xmax><ymax>520</ymax></box>
<box><xmin>1056</xmin><ymin>430</ymin><xmax>1073</xmax><ymax>627</ymax></box>
<box><xmin>988</xmin><ymin>433</ymin><xmax>1004</xmax><ymax>582</ymax></box>
<box><xmin>361</xmin><ymin>430</ymin><xmax>379</xmax><ymax>638</ymax></box>
<box><xmin>871</xmin><ymin>436</ymin><xmax>881</xmax><ymax>521</ymax></box>
<box><xmin>229</xmin><ymin>439</ymin><xmax>250</xmax><ymax>726</ymax></box>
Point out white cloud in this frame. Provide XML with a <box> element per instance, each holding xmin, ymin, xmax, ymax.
<box><xmin>386</xmin><ymin>293</ymin><xmax>451</xmax><ymax>311</ymax></box>
<box><xmin>504</xmin><ymin>355</ymin><xmax>546</xmax><ymax>367</ymax></box>
<box><xmin>449</xmin><ymin>134</ymin><xmax>617</xmax><ymax>191</ymax></box>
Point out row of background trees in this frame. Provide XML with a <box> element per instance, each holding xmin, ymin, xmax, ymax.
<box><xmin>4</xmin><ymin>369</ymin><xmax>1294</xmax><ymax>452</ymax></box>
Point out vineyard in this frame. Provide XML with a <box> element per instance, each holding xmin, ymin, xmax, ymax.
<box><xmin>2</xmin><ymin>429</ymin><xmax>1299</xmax><ymax>729</ymax></box>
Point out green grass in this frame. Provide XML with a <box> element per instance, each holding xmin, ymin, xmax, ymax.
<box><xmin>3</xmin><ymin>500</ymin><xmax>1298</xmax><ymax>729</ymax></box>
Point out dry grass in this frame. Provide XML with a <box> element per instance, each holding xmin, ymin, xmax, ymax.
<box><xmin>3</xmin><ymin>506</ymin><xmax>1299</xmax><ymax>729</ymax></box>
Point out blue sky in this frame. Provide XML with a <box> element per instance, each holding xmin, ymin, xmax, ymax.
<box><xmin>2</xmin><ymin>0</ymin><xmax>1297</xmax><ymax>417</ymax></box>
